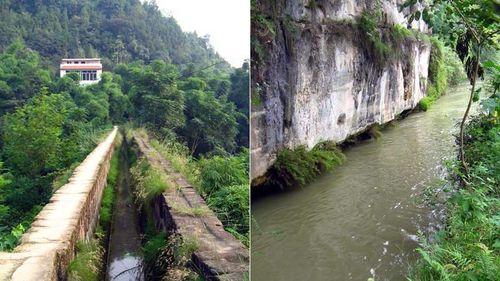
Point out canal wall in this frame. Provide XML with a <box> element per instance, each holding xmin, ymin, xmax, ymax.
<box><xmin>251</xmin><ymin>0</ymin><xmax>431</xmax><ymax>180</ymax></box>
<box><xmin>131</xmin><ymin>132</ymin><xmax>249</xmax><ymax>281</ymax></box>
<box><xmin>0</xmin><ymin>127</ymin><xmax>118</xmax><ymax>281</ymax></box>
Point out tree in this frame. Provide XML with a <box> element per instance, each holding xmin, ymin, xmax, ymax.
<box><xmin>182</xmin><ymin>89</ymin><xmax>238</xmax><ymax>155</ymax></box>
<box><xmin>128</xmin><ymin>60</ymin><xmax>185</xmax><ymax>133</ymax></box>
<box><xmin>0</xmin><ymin>40</ymin><xmax>52</xmax><ymax>115</ymax></box>
<box><xmin>1</xmin><ymin>90</ymin><xmax>74</xmax><ymax>178</ymax></box>
<box><xmin>405</xmin><ymin>0</ymin><xmax>499</xmax><ymax>179</ymax></box>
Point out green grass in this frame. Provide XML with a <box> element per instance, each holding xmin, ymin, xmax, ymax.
<box><xmin>269</xmin><ymin>141</ymin><xmax>345</xmax><ymax>189</ymax></box>
<box><xmin>197</xmin><ymin>151</ymin><xmax>249</xmax><ymax>246</ymax></box>
<box><xmin>67</xmin><ymin>240</ymin><xmax>103</xmax><ymax>281</ymax></box>
<box><xmin>410</xmin><ymin>96</ymin><xmax>500</xmax><ymax>280</ymax></box>
<box><xmin>150</xmin><ymin>138</ymin><xmax>199</xmax><ymax>187</ymax></box>
<box><xmin>142</xmin><ymin>232</ymin><xmax>202</xmax><ymax>280</ymax></box>
<box><xmin>130</xmin><ymin>158</ymin><xmax>171</xmax><ymax>206</ymax></box>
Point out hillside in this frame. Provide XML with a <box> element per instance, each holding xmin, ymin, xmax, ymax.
<box><xmin>0</xmin><ymin>0</ymin><xmax>231</xmax><ymax>72</ymax></box>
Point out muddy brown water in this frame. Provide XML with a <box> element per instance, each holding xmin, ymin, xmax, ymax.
<box><xmin>251</xmin><ymin>84</ymin><xmax>474</xmax><ymax>281</ymax></box>
<box><xmin>106</xmin><ymin>141</ymin><xmax>144</xmax><ymax>281</ymax></box>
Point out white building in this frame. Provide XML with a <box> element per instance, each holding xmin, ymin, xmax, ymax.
<box><xmin>60</xmin><ymin>58</ymin><xmax>102</xmax><ymax>85</ymax></box>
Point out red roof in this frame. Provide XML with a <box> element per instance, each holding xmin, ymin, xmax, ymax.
<box><xmin>60</xmin><ymin>65</ymin><xmax>102</xmax><ymax>70</ymax></box>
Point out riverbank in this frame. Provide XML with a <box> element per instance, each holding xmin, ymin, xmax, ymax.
<box><xmin>410</xmin><ymin>94</ymin><xmax>499</xmax><ymax>280</ymax></box>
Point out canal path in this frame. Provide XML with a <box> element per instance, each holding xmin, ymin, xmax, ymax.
<box><xmin>106</xmin><ymin>138</ymin><xmax>144</xmax><ymax>281</ymax></box>
<box><xmin>251</xmin><ymin>84</ymin><xmax>474</xmax><ymax>281</ymax></box>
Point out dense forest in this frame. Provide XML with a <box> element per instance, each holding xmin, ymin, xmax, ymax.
<box><xmin>0</xmin><ymin>0</ymin><xmax>231</xmax><ymax>72</ymax></box>
<box><xmin>0</xmin><ymin>0</ymin><xmax>249</xmax><ymax>254</ymax></box>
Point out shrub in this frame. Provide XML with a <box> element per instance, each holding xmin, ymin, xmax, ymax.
<box><xmin>142</xmin><ymin>233</ymin><xmax>201</xmax><ymax>281</ymax></box>
<box><xmin>206</xmin><ymin>184</ymin><xmax>249</xmax><ymax>246</ymax></box>
<box><xmin>443</xmin><ymin>46</ymin><xmax>467</xmax><ymax>86</ymax></box>
<box><xmin>198</xmin><ymin>151</ymin><xmax>249</xmax><ymax>245</ymax></box>
<box><xmin>150</xmin><ymin>139</ymin><xmax>199</xmax><ymax>187</ymax></box>
<box><xmin>269</xmin><ymin>142</ymin><xmax>345</xmax><ymax>189</ymax></box>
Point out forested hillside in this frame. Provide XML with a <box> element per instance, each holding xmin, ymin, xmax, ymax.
<box><xmin>0</xmin><ymin>0</ymin><xmax>249</xmax><ymax>252</ymax></box>
<box><xmin>0</xmin><ymin>0</ymin><xmax>230</xmax><ymax>72</ymax></box>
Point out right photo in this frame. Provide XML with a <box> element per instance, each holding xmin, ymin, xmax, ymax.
<box><xmin>250</xmin><ymin>1</ymin><xmax>499</xmax><ymax>281</ymax></box>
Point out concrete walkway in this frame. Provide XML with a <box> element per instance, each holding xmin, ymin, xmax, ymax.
<box><xmin>0</xmin><ymin>127</ymin><xmax>118</xmax><ymax>281</ymax></box>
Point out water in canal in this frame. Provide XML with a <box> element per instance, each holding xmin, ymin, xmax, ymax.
<box><xmin>251</xmin><ymin>84</ymin><xmax>474</xmax><ymax>281</ymax></box>
<box><xmin>106</xmin><ymin>139</ymin><xmax>144</xmax><ymax>281</ymax></box>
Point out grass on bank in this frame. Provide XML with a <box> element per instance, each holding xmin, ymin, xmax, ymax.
<box><xmin>142</xmin><ymin>232</ymin><xmax>203</xmax><ymax>281</ymax></box>
<box><xmin>145</xmin><ymin>132</ymin><xmax>249</xmax><ymax>246</ymax></box>
<box><xmin>268</xmin><ymin>141</ymin><xmax>345</xmax><ymax>189</ymax></box>
<box><xmin>410</xmin><ymin>91</ymin><xmax>499</xmax><ymax>280</ymax></box>
<box><xmin>130</xmin><ymin>157</ymin><xmax>172</xmax><ymax>207</ymax></box>
<box><xmin>67</xmin><ymin>135</ymin><xmax>121</xmax><ymax>281</ymax></box>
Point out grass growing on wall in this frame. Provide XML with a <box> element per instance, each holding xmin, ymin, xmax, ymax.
<box><xmin>67</xmin><ymin>136</ymin><xmax>121</xmax><ymax>281</ymax></box>
<box><xmin>130</xmin><ymin>158</ymin><xmax>172</xmax><ymax>208</ymax></box>
<box><xmin>142</xmin><ymin>232</ymin><xmax>202</xmax><ymax>281</ymax></box>
<box><xmin>269</xmin><ymin>141</ymin><xmax>345</xmax><ymax>189</ymax></box>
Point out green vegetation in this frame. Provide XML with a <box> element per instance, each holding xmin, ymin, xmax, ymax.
<box><xmin>0</xmin><ymin>44</ymin><xmax>115</xmax><ymax>249</ymax></box>
<box><xmin>269</xmin><ymin>142</ymin><xmax>345</xmax><ymax>189</ymax></box>
<box><xmin>67</xmin><ymin>240</ymin><xmax>104</xmax><ymax>281</ymax></box>
<box><xmin>0</xmin><ymin>12</ymin><xmax>248</xmax><ymax>249</ymax></box>
<box><xmin>403</xmin><ymin>0</ymin><xmax>499</xmax><ymax>276</ymax></box>
<box><xmin>149</xmin><ymin>137</ymin><xmax>250</xmax><ymax>246</ymax></box>
<box><xmin>420</xmin><ymin>37</ymin><xmax>448</xmax><ymax>111</ymax></box>
<box><xmin>67</xmin><ymin>139</ymin><xmax>121</xmax><ymax>281</ymax></box>
<box><xmin>130</xmin><ymin>158</ymin><xmax>171</xmax><ymax>207</ymax></box>
<box><xmin>410</xmin><ymin>91</ymin><xmax>500</xmax><ymax>281</ymax></box>
<box><xmin>419</xmin><ymin>37</ymin><xmax>467</xmax><ymax>111</ymax></box>
<box><xmin>198</xmin><ymin>153</ymin><xmax>250</xmax><ymax>246</ymax></box>
<box><xmin>0</xmin><ymin>0</ymin><xmax>229</xmax><ymax>72</ymax></box>
<box><xmin>143</xmin><ymin>233</ymin><xmax>202</xmax><ymax>281</ymax></box>
<box><xmin>359</xmin><ymin>9</ymin><xmax>391</xmax><ymax>61</ymax></box>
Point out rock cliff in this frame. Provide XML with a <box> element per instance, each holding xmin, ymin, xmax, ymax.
<box><xmin>251</xmin><ymin>0</ymin><xmax>431</xmax><ymax>180</ymax></box>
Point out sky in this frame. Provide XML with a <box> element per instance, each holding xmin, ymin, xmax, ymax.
<box><xmin>156</xmin><ymin>0</ymin><xmax>250</xmax><ymax>67</ymax></box>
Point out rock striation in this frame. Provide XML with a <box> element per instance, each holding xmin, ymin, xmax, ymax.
<box><xmin>251</xmin><ymin>0</ymin><xmax>431</xmax><ymax>180</ymax></box>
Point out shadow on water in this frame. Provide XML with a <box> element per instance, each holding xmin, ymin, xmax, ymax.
<box><xmin>251</xmin><ymin>84</ymin><xmax>475</xmax><ymax>281</ymax></box>
<box><xmin>106</xmin><ymin>137</ymin><xmax>144</xmax><ymax>281</ymax></box>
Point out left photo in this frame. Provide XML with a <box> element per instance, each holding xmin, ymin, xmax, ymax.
<box><xmin>0</xmin><ymin>1</ymin><xmax>249</xmax><ymax>280</ymax></box>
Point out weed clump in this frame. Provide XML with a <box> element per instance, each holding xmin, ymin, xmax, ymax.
<box><xmin>269</xmin><ymin>142</ymin><xmax>345</xmax><ymax>189</ymax></box>
<box><xmin>130</xmin><ymin>158</ymin><xmax>171</xmax><ymax>206</ymax></box>
<box><xmin>142</xmin><ymin>233</ymin><xmax>201</xmax><ymax>281</ymax></box>
<box><xmin>67</xmin><ymin>240</ymin><xmax>104</xmax><ymax>281</ymax></box>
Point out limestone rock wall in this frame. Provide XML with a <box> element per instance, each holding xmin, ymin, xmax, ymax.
<box><xmin>251</xmin><ymin>0</ymin><xmax>431</xmax><ymax>180</ymax></box>
<box><xmin>0</xmin><ymin>127</ymin><xmax>118</xmax><ymax>281</ymax></box>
